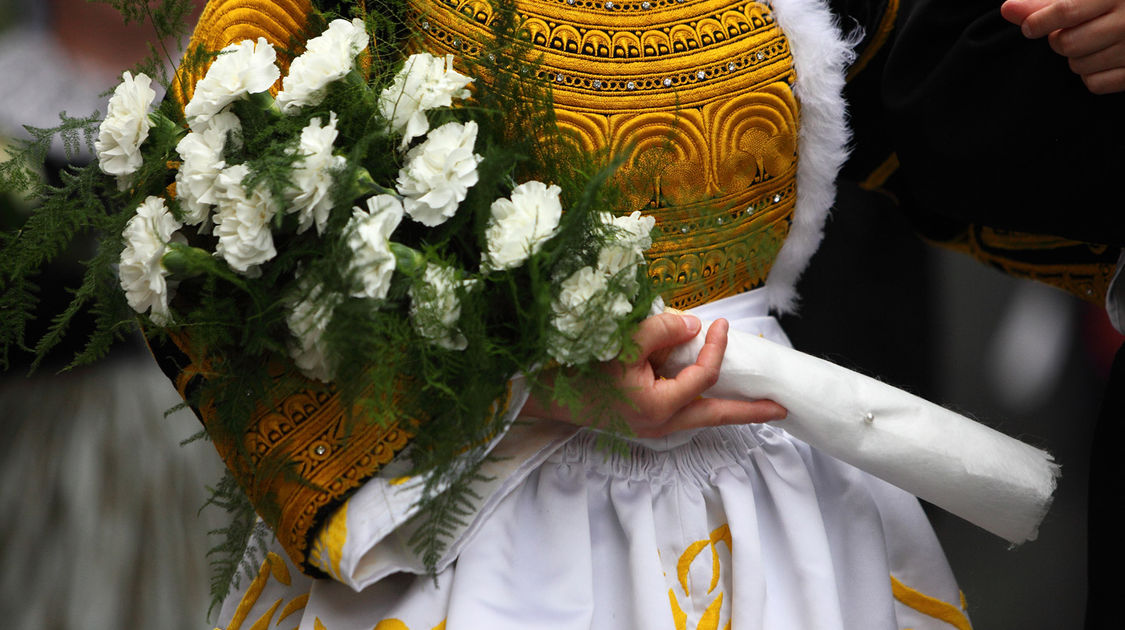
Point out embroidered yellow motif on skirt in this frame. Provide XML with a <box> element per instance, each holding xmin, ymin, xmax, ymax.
<box><xmin>891</xmin><ymin>574</ymin><xmax>972</xmax><ymax>630</ymax></box>
<box><xmin>669</xmin><ymin>524</ymin><xmax>733</xmax><ymax>630</ymax></box>
<box><xmin>223</xmin><ymin>552</ymin><xmax>310</xmax><ymax>630</ymax></box>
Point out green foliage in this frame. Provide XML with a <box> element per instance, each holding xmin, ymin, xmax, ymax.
<box><xmin>407</xmin><ymin>462</ymin><xmax>491</xmax><ymax>577</ymax></box>
<box><xmin>201</xmin><ymin>470</ymin><xmax>271</xmax><ymax>617</ymax></box>
<box><xmin>1</xmin><ymin>124</ymin><xmax>105</xmax><ymax>370</ymax></box>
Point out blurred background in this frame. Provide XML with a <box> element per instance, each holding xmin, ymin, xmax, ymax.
<box><xmin>0</xmin><ymin>1</ymin><xmax>1118</xmax><ymax>629</ymax></box>
<box><xmin>0</xmin><ymin>2</ymin><xmax>223</xmax><ymax>630</ymax></box>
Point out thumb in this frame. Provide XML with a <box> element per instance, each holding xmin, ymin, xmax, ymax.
<box><xmin>1000</xmin><ymin>0</ymin><xmax>1045</xmax><ymax>26</ymax></box>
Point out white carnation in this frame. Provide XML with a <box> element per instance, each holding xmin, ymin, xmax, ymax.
<box><xmin>174</xmin><ymin>110</ymin><xmax>242</xmax><ymax>227</ymax></box>
<box><xmin>118</xmin><ymin>196</ymin><xmax>184</xmax><ymax>324</ymax></box>
<box><xmin>547</xmin><ymin>211</ymin><xmax>654</xmax><ymax>364</ymax></box>
<box><xmin>276</xmin><ymin>18</ymin><xmax>368</xmax><ymax>114</ymax></box>
<box><xmin>483</xmin><ymin>181</ymin><xmax>562</xmax><ymax>271</ymax></box>
<box><xmin>379</xmin><ymin>52</ymin><xmax>472</xmax><ymax>148</ymax></box>
<box><xmin>596</xmin><ymin>210</ymin><xmax>655</xmax><ymax>279</ymax></box>
<box><xmin>285</xmin><ymin>278</ymin><xmax>341</xmax><ymax>382</ymax></box>
<box><xmin>184</xmin><ymin>38</ymin><xmax>279</xmax><ymax>131</ymax></box>
<box><xmin>346</xmin><ymin>195</ymin><xmax>404</xmax><ymax>300</ymax></box>
<box><xmin>396</xmin><ymin>121</ymin><xmax>482</xmax><ymax>227</ymax></box>
<box><xmin>212</xmin><ymin>163</ymin><xmax>279</xmax><ymax>275</ymax></box>
<box><xmin>96</xmin><ymin>71</ymin><xmax>157</xmax><ymax>179</ymax></box>
<box><xmin>409</xmin><ymin>264</ymin><xmax>473</xmax><ymax>351</ymax></box>
<box><xmin>549</xmin><ymin>265</ymin><xmax>633</xmax><ymax>365</ymax></box>
<box><xmin>286</xmin><ymin>113</ymin><xmax>347</xmax><ymax>235</ymax></box>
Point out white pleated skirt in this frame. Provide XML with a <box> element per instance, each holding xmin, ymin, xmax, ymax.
<box><xmin>214</xmin><ymin>292</ymin><xmax>970</xmax><ymax>630</ymax></box>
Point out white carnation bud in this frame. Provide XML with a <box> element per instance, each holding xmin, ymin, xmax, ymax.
<box><xmin>409</xmin><ymin>264</ymin><xmax>474</xmax><ymax>351</ymax></box>
<box><xmin>277</xmin><ymin>18</ymin><xmax>369</xmax><ymax>114</ymax></box>
<box><xmin>396</xmin><ymin>121</ymin><xmax>482</xmax><ymax>227</ymax></box>
<box><xmin>174</xmin><ymin>110</ymin><xmax>242</xmax><ymax>228</ymax></box>
<box><xmin>212</xmin><ymin>163</ymin><xmax>279</xmax><ymax>275</ymax></box>
<box><xmin>96</xmin><ymin>71</ymin><xmax>157</xmax><ymax>180</ymax></box>
<box><xmin>379</xmin><ymin>52</ymin><xmax>472</xmax><ymax>148</ymax></box>
<box><xmin>548</xmin><ymin>266</ymin><xmax>633</xmax><ymax>365</ymax></box>
<box><xmin>346</xmin><ymin>195</ymin><xmax>404</xmax><ymax>301</ymax></box>
<box><xmin>483</xmin><ymin>181</ymin><xmax>562</xmax><ymax>271</ymax></box>
<box><xmin>185</xmin><ymin>38</ymin><xmax>280</xmax><ymax>131</ymax></box>
<box><xmin>287</xmin><ymin>112</ymin><xmax>347</xmax><ymax>235</ymax></box>
<box><xmin>118</xmin><ymin>196</ymin><xmax>185</xmax><ymax>324</ymax></box>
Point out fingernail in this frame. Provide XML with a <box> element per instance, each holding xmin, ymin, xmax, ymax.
<box><xmin>1022</xmin><ymin>22</ymin><xmax>1032</xmax><ymax>37</ymax></box>
<box><xmin>683</xmin><ymin>314</ymin><xmax>701</xmax><ymax>334</ymax></box>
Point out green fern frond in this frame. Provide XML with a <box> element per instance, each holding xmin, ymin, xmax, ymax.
<box><xmin>202</xmin><ymin>470</ymin><xmax>270</xmax><ymax>616</ymax></box>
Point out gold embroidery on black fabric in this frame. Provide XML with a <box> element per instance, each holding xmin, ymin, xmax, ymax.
<box><xmin>933</xmin><ymin>226</ymin><xmax>1117</xmax><ymax>304</ymax></box>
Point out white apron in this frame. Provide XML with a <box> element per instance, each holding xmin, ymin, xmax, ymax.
<box><xmin>213</xmin><ymin>290</ymin><xmax>970</xmax><ymax>630</ymax></box>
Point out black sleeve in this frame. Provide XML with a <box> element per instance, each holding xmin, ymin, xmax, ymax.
<box><xmin>883</xmin><ymin>0</ymin><xmax>1125</xmax><ymax>247</ymax></box>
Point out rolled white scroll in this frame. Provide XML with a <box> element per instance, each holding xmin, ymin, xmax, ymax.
<box><xmin>662</xmin><ymin>320</ymin><xmax>1059</xmax><ymax>545</ymax></box>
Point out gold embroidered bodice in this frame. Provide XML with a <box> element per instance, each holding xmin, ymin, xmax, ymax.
<box><xmin>411</xmin><ymin>0</ymin><xmax>800</xmax><ymax>309</ymax></box>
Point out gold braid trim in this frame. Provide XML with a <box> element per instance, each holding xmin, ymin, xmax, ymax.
<box><xmin>935</xmin><ymin>225</ymin><xmax>1117</xmax><ymax>304</ymax></box>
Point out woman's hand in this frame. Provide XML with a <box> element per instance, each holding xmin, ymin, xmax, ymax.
<box><xmin>521</xmin><ymin>312</ymin><xmax>788</xmax><ymax>438</ymax></box>
<box><xmin>1002</xmin><ymin>0</ymin><xmax>1125</xmax><ymax>93</ymax></box>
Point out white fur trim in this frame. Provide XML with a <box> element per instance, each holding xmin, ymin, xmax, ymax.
<box><xmin>764</xmin><ymin>0</ymin><xmax>857</xmax><ymax>314</ymax></box>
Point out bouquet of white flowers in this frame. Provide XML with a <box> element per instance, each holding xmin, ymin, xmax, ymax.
<box><xmin>0</xmin><ymin>5</ymin><xmax>658</xmax><ymax>592</ymax></box>
<box><xmin>109</xmin><ymin>22</ymin><xmax>652</xmax><ymax>374</ymax></box>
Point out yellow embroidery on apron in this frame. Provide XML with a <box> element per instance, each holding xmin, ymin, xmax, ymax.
<box><xmin>224</xmin><ymin>552</ymin><xmax>309</xmax><ymax>630</ymax></box>
<box><xmin>670</xmin><ymin>524</ymin><xmax>734</xmax><ymax>630</ymax></box>
<box><xmin>891</xmin><ymin>574</ymin><xmax>972</xmax><ymax>630</ymax></box>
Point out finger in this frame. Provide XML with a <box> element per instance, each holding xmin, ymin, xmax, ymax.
<box><xmin>1021</xmin><ymin>0</ymin><xmax>1116</xmax><ymax>38</ymax></box>
<box><xmin>649</xmin><ymin>318</ymin><xmax>729</xmax><ymax>412</ymax></box>
<box><xmin>1050</xmin><ymin>11</ymin><xmax>1125</xmax><ymax>57</ymax></box>
<box><xmin>1001</xmin><ymin>0</ymin><xmax>1056</xmax><ymax>25</ymax></box>
<box><xmin>630</xmin><ymin>312</ymin><xmax>701</xmax><ymax>364</ymax></box>
<box><xmin>1068</xmin><ymin>40</ymin><xmax>1125</xmax><ymax>74</ymax></box>
<box><xmin>1083</xmin><ymin>66</ymin><xmax>1125</xmax><ymax>92</ymax></box>
<box><xmin>634</xmin><ymin>398</ymin><xmax>788</xmax><ymax>438</ymax></box>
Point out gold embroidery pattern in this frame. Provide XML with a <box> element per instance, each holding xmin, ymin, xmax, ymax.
<box><xmin>166</xmin><ymin>329</ymin><xmax>414</xmax><ymax>572</ymax></box>
<box><xmin>222</xmin><ymin>552</ymin><xmax>309</xmax><ymax>630</ymax></box>
<box><xmin>891</xmin><ymin>575</ymin><xmax>972</xmax><ymax>630</ymax></box>
<box><xmin>669</xmin><ymin>524</ymin><xmax>733</xmax><ymax>630</ymax></box>
<box><xmin>412</xmin><ymin>0</ymin><xmax>801</xmax><ymax>309</ymax></box>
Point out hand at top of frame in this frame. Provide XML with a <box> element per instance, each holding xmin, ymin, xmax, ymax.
<box><xmin>1002</xmin><ymin>0</ymin><xmax>1125</xmax><ymax>93</ymax></box>
<box><xmin>521</xmin><ymin>313</ymin><xmax>788</xmax><ymax>439</ymax></box>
